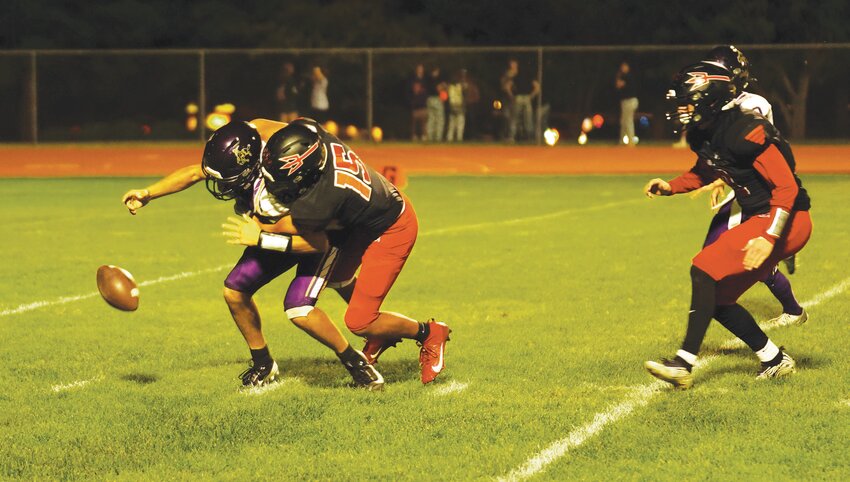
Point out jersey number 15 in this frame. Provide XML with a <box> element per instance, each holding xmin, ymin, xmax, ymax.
<box><xmin>330</xmin><ymin>143</ymin><xmax>372</xmax><ymax>201</ymax></box>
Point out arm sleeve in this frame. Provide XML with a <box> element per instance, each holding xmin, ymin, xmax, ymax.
<box><xmin>668</xmin><ymin>158</ymin><xmax>715</xmax><ymax>194</ymax></box>
<box><xmin>752</xmin><ymin>144</ymin><xmax>798</xmax><ymax>241</ymax></box>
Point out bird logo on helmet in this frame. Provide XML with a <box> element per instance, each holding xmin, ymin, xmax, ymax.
<box><xmin>665</xmin><ymin>61</ymin><xmax>735</xmax><ymax>134</ymax></box>
<box><xmin>261</xmin><ymin>121</ymin><xmax>327</xmax><ymax>203</ymax></box>
<box><xmin>201</xmin><ymin>121</ymin><xmax>262</xmax><ymax>200</ymax></box>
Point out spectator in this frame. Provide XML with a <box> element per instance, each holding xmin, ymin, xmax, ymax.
<box><xmin>426</xmin><ymin>66</ymin><xmax>447</xmax><ymax>142</ymax></box>
<box><xmin>616</xmin><ymin>61</ymin><xmax>639</xmax><ymax>146</ymax></box>
<box><xmin>499</xmin><ymin>60</ymin><xmax>518</xmax><ymax>140</ymax></box>
<box><xmin>407</xmin><ymin>64</ymin><xmax>428</xmax><ymax>141</ymax></box>
<box><xmin>275</xmin><ymin>62</ymin><xmax>300</xmax><ymax>123</ymax></box>
<box><xmin>463</xmin><ymin>71</ymin><xmax>482</xmax><ymax>140</ymax></box>
<box><xmin>446</xmin><ymin>69</ymin><xmax>467</xmax><ymax>142</ymax></box>
<box><xmin>308</xmin><ymin>65</ymin><xmax>330</xmax><ymax>123</ymax></box>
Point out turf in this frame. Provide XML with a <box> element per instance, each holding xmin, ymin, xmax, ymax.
<box><xmin>1</xmin><ymin>175</ymin><xmax>848</xmax><ymax>480</ymax></box>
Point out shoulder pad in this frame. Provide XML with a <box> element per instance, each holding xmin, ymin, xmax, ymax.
<box><xmin>724</xmin><ymin>114</ymin><xmax>775</xmax><ymax>159</ymax></box>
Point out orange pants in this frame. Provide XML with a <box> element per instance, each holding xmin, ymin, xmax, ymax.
<box><xmin>693</xmin><ymin>210</ymin><xmax>812</xmax><ymax>305</ymax></box>
<box><xmin>329</xmin><ymin>195</ymin><xmax>418</xmax><ymax>332</ymax></box>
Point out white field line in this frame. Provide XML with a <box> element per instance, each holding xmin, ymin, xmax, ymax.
<box><xmin>433</xmin><ymin>380</ymin><xmax>469</xmax><ymax>396</ymax></box>
<box><xmin>0</xmin><ymin>264</ymin><xmax>231</xmax><ymax>318</ymax></box>
<box><xmin>51</xmin><ymin>376</ymin><xmax>102</xmax><ymax>393</ymax></box>
<box><xmin>498</xmin><ymin>277</ymin><xmax>850</xmax><ymax>482</ymax></box>
<box><xmin>241</xmin><ymin>377</ymin><xmax>299</xmax><ymax>396</ymax></box>
<box><xmin>3</xmin><ymin>199</ymin><xmax>630</xmax><ymax>317</ymax></box>
<box><xmin>420</xmin><ymin>200</ymin><xmax>641</xmax><ymax>237</ymax></box>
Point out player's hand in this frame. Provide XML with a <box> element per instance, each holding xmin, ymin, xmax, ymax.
<box><xmin>222</xmin><ymin>214</ymin><xmax>261</xmax><ymax>247</ymax></box>
<box><xmin>709</xmin><ymin>183</ymin><xmax>726</xmax><ymax>209</ymax></box>
<box><xmin>742</xmin><ymin>236</ymin><xmax>774</xmax><ymax>271</ymax></box>
<box><xmin>122</xmin><ymin>189</ymin><xmax>151</xmax><ymax>215</ymax></box>
<box><xmin>644</xmin><ymin>178</ymin><xmax>671</xmax><ymax>198</ymax></box>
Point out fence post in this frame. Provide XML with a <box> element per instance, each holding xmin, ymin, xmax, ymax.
<box><xmin>30</xmin><ymin>51</ymin><xmax>38</xmax><ymax>144</ymax></box>
<box><xmin>367</xmin><ymin>49</ymin><xmax>374</xmax><ymax>137</ymax></box>
<box><xmin>199</xmin><ymin>49</ymin><xmax>206</xmax><ymax>142</ymax></box>
<box><xmin>536</xmin><ymin>46</ymin><xmax>543</xmax><ymax>145</ymax></box>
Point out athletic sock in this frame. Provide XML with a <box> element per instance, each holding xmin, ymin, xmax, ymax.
<box><xmin>714</xmin><ymin>304</ymin><xmax>769</xmax><ymax>352</ymax></box>
<box><xmin>755</xmin><ymin>340</ymin><xmax>781</xmax><ymax>364</ymax></box>
<box><xmin>337</xmin><ymin>345</ymin><xmax>364</xmax><ymax>367</ymax></box>
<box><xmin>675</xmin><ymin>350</ymin><xmax>697</xmax><ymax>370</ymax></box>
<box><xmin>250</xmin><ymin>345</ymin><xmax>273</xmax><ymax>367</ymax></box>
<box><xmin>680</xmin><ymin>265</ymin><xmax>717</xmax><ymax>356</ymax></box>
<box><xmin>763</xmin><ymin>270</ymin><xmax>803</xmax><ymax>316</ymax></box>
<box><xmin>414</xmin><ymin>321</ymin><xmax>431</xmax><ymax>343</ymax></box>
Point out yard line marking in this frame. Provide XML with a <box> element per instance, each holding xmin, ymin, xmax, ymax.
<box><xmin>498</xmin><ymin>277</ymin><xmax>850</xmax><ymax>481</ymax></box>
<box><xmin>0</xmin><ymin>264</ymin><xmax>232</xmax><ymax>318</ymax></box>
<box><xmin>241</xmin><ymin>378</ymin><xmax>299</xmax><ymax>396</ymax></box>
<box><xmin>51</xmin><ymin>377</ymin><xmax>101</xmax><ymax>393</ymax></box>
<box><xmin>433</xmin><ymin>380</ymin><xmax>469</xmax><ymax>396</ymax></box>
<box><xmin>421</xmin><ymin>200</ymin><xmax>641</xmax><ymax>237</ymax></box>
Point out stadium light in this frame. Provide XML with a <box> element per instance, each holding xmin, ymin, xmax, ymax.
<box><xmin>544</xmin><ymin>128</ymin><xmax>560</xmax><ymax>146</ymax></box>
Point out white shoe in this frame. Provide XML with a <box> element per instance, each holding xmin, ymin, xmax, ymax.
<box><xmin>757</xmin><ymin>352</ymin><xmax>796</xmax><ymax>379</ymax></box>
<box><xmin>768</xmin><ymin>309</ymin><xmax>808</xmax><ymax>326</ymax></box>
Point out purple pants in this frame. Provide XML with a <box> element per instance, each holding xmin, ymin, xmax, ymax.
<box><xmin>224</xmin><ymin>246</ymin><xmax>339</xmax><ymax>318</ymax></box>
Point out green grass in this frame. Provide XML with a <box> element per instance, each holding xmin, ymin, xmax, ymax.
<box><xmin>1</xmin><ymin>175</ymin><xmax>849</xmax><ymax>480</ymax></box>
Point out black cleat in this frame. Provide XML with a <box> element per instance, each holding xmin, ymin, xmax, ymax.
<box><xmin>342</xmin><ymin>350</ymin><xmax>385</xmax><ymax>391</ymax></box>
<box><xmin>783</xmin><ymin>255</ymin><xmax>796</xmax><ymax>275</ymax></box>
<box><xmin>239</xmin><ymin>361</ymin><xmax>279</xmax><ymax>387</ymax></box>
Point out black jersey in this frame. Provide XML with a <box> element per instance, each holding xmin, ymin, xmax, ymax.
<box><xmin>685</xmin><ymin>109</ymin><xmax>810</xmax><ymax>217</ymax></box>
<box><xmin>285</xmin><ymin>119</ymin><xmax>404</xmax><ymax>240</ymax></box>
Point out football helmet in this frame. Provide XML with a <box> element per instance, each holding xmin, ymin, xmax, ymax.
<box><xmin>706</xmin><ymin>45</ymin><xmax>751</xmax><ymax>91</ymax></box>
<box><xmin>201</xmin><ymin>121</ymin><xmax>262</xmax><ymax>201</ymax></box>
<box><xmin>261</xmin><ymin>121</ymin><xmax>327</xmax><ymax>203</ymax></box>
<box><xmin>665</xmin><ymin>61</ymin><xmax>735</xmax><ymax>133</ymax></box>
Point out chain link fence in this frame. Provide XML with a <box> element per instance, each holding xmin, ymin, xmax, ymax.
<box><xmin>1</xmin><ymin>44</ymin><xmax>848</xmax><ymax>144</ymax></box>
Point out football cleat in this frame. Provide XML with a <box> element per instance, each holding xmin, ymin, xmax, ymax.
<box><xmin>767</xmin><ymin>309</ymin><xmax>808</xmax><ymax>327</ymax></box>
<box><xmin>757</xmin><ymin>351</ymin><xmax>796</xmax><ymax>379</ymax></box>
<box><xmin>418</xmin><ymin>320</ymin><xmax>451</xmax><ymax>385</ymax></box>
<box><xmin>783</xmin><ymin>254</ymin><xmax>797</xmax><ymax>275</ymax></box>
<box><xmin>239</xmin><ymin>360</ymin><xmax>279</xmax><ymax>387</ymax></box>
<box><xmin>644</xmin><ymin>358</ymin><xmax>693</xmax><ymax>390</ymax></box>
<box><xmin>342</xmin><ymin>350</ymin><xmax>385</xmax><ymax>391</ymax></box>
<box><xmin>362</xmin><ymin>337</ymin><xmax>402</xmax><ymax>365</ymax></box>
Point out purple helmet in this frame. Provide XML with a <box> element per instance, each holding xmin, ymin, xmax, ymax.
<box><xmin>201</xmin><ymin>121</ymin><xmax>262</xmax><ymax>200</ymax></box>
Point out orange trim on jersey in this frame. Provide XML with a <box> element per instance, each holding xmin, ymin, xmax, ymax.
<box><xmin>745</xmin><ymin>125</ymin><xmax>766</xmax><ymax>145</ymax></box>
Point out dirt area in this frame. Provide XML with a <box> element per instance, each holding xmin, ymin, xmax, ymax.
<box><xmin>1</xmin><ymin>144</ymin><xmax>848</xmax><ymax>177</ymax></box>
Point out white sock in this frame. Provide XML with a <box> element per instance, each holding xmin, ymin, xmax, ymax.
<box><xmin>755</xmin><ymin>340</ymin><xmax>780</xmax><ymax>362</ymax></box>
<box><xmin>676</xmin><ymin>349</ymin><xmax>698</xmax><ymax>366</ymax></box>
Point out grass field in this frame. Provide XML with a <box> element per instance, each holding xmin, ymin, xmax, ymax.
<box><xmin>1</xmin><ymin>174</ymin><xmax>849</xmax><ymax>480</ymax></box>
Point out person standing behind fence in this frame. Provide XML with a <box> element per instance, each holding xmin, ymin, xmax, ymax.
<box><xmin>446</xmin><ymin>69</ymin><xmax>466</xmax><ymax>142</ymax></box>
<box><xmin>500</xmin><ymin>60</ymin><xmax>518</xmax><ymax>141</ymax></box>
<box><xmin>407</xmin><ymin>64</ymin><xmax>428</xmax><ymax>141</ymax></box>
<box><xmin>308</xmin><ymin>65</ymin><xmax>330</xmax><ymax>123</ymax></box>
<box><xmin>513</xmin><ymin>65</ymin><xmax>539</xmax><ymax>141</ymax></box>
<box><xmin>276</xmin><ymin>62</ymin><xmax>300</xmax><ymax>123</ymax></box>
<box><xmin>616</xmin><ymin>61</ymin><xmax>639</xmax><ymax>146</ymax></box>
<box><xmin>426</xmin><ymin>66</ymin><xmax>447</xmax><ymax>142</ymax></box>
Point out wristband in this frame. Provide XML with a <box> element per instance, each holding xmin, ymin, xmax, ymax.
<box><xmin>766</xmin><ymin>208</ymin><xmax>790</xmax><ymax>238</ymax></box>
<box><xmin>258</xmin><ymin>232</ymin><xmax>292</xmax><ymax>253</ymax></box>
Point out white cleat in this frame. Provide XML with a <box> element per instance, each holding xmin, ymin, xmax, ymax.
<box><xmin>644</xmin><ymin>359</ymin><xmax>693</xmax><ymax>390</ymax></box>
<box><xmin>768</xmin><ymin>309</ymin><xmax>808</xmax><ymax>327</ymax></box>
<box><xmin>757</xmin><ymin>352</ymin><xmax>796</xmax><ymax>380</ymax></box>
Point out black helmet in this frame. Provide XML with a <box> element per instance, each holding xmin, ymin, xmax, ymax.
<box><xmin>665</xmin><ymin>61</ymin><xmax>735</xmax><ymax>134</ymax></box>
<box><xmin>261</xmin><ymin>121</ymin><xmax>326</xmax><ymax>203</ymax></box>
<box><xmin>201</xmin><ymin>121</ymin><xmax>262</xmax><ymax>200</ymax></box>
<box><xmin>706</xmin><ymin>45</ymin><xmax>751</xmax><ymax>91</ymax></box>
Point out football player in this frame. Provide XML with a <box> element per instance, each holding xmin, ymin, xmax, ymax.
<box><xmin>692</xmin><ymin>46</ymin><xmax>806</xmax><ymax>326</ymax></box>
<box><xmin>122</xmin><ymin>120</ymin><xmax>384</xmax><ymax>390</ymax></box>
<box><xmin>222</xmin><ymin>118</ymin><xmax>451</xmax><ymax>384</ymax></box>
<box><xmin>642</xmin><ymin>61</ymin><xmax>812</xmax><ymax>389</ymax></box>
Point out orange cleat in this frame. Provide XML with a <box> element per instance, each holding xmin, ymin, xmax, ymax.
<box><xmin>418</xmin><ymin>320</ymin><xmax>451</xmax><ymax>384</ymax></box>
<box><xmin>362</xmin><ymin>337</ymin><xmax>402</xmax><ymax>365</ymax></box>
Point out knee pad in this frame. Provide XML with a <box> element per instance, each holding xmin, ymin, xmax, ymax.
<box><xmin>343</xmin><ymin>305</ymin><xmax>379</xmax><ymax>333</ymax></box>
<box><xmin>285</xmin><ymin>304</ymin><xmax>314</xmax><ymax>321</ymax></box>
<box><xmin>284</xmin><ymin>275</ymin><xmax>320</xmax><ymax>320</ymax></box>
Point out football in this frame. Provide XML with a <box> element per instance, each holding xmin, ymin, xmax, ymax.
<box><xmin>96</xmin><ymin>265</ymin><xmax>139</xmax><ymax>311</ymax></box>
